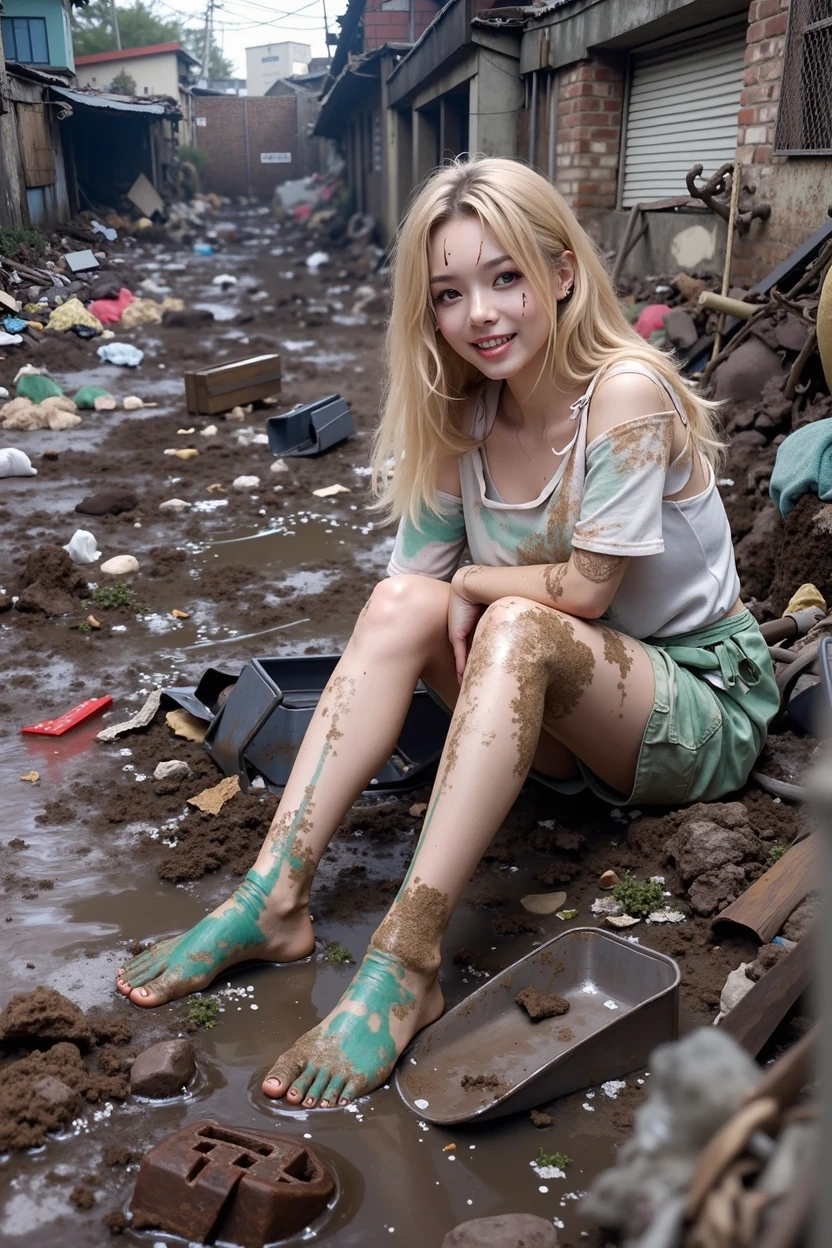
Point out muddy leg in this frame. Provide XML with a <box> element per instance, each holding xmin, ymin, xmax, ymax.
<box><xmin>263</xmin><ymin>597</ymin><xmax>655</xmax><ymax>1106</ymax></box>
<box><xmin>116</xmin><ymin>576</ymin><xmax>456</xmax><ymax>1007</ymax></box>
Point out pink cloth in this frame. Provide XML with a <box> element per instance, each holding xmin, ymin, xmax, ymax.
<box><xmin>634</xmin><ymin>303</ymin><xmax>671</xmax><ymax>339</ymax></box>
<box><xmin>89</xmin><ymin>288</ymin><xmax>134</xmax><ymax>325</ymax></box>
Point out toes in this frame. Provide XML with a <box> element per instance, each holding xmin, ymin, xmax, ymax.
<box><xmin>263</xmin><ymin>1054</ymin><xmax>304</xmax><ymax>1099</ymax></box>
<box><xmin>127</xmin><ymin>971</ymin><xmax>179</xmax><ymax>1008</ymax></box>
<box><xmin>340</xmin><ymin>1078</ymin><xmax>363</xmax><ymax>1105</ymax></box>
<box><xmin>304</xmin><ymin>1067</ymin><xmax>331</xmax><ymax>1107</ymax></box>
<box><xmin>288</xmin><ymin>1064</ymin><xmax>318</xmax><ymax>1103</ymax></box>
<box><xmin>320</xmin><ymin>1074</ymin><xmax>346</xmax><ymax>1108</ymax></box>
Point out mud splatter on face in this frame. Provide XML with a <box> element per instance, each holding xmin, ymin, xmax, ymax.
<box><xmin>572</xmin><ymin>548</ymin><xmax>624</xmax><ymax>583</ymax></box>
<box><xmin>476</xmin><ymin>239</ymin><xmax>483</xmax><ymax>266</ymax></box>
<box><xmin>443</xmin><ymin>238</ymin><xmax>449</xmax><ymax>266</ymax></box>
<box><xmin>600</xmin><ymin>625</ymin><xmax>632</xmax><ymax>709</ymax></box>
<box><xmin>372</xmin><ymin>878</ymin><xmax>449</xmax><ymax>977</ymax></box>
<box><xmin>522</xmin><ymin>292</ymin><xmax>526</xmax><ymax>316</ymax></box>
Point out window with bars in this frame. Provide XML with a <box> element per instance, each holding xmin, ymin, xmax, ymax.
<box><xmin>1</xmin><ymin>17</ymin><xmax>50</xmax><ymax>66</ymax></box>
<box><xmin>775</xmin><ymin>0</ymin><xmax>832</xmax><ymax>153</ymax></box>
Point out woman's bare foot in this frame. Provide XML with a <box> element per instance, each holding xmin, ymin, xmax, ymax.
<box><xmin>261</xmin><ymin>948</ymin><xmax>444</xmax><ymax>1107</ymax></box>
<box><xmin>116</xmin><ymin>869</ymin><xmax>315</xmax><ymax>1007</ymax></box>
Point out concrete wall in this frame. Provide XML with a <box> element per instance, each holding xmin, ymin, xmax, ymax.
<box><xmin>246</xmin><ymin>42</ymin><xmax>311</xmax><ymax>96</ymax></box>
<box><xmin>599</xmin><ymin>208</ymin><xmax>728</xmax><ymax>277</ymax></box>
<box><xmin>191</xmin><ymin>95</ymin><xmax>301</xmax><ymax>198</ymax></box>
<box><xmin>2</xmin><ymin>0</ymin><xmax>74</xmax><ymax>72</ymax></box>
<box><xmin>468</xmin><ymin>42</ymin><xmax>523</xmax><ymax>157</ymax></box>
<box><xmin>76</xmin><ymin>51</ymin><xmax>181</xmax><ymax>98</ymax></box>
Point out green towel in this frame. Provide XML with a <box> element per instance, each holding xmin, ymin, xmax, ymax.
<box><xmin>769</xmin><ymin>419</ymin><xmax>832</xmax><ymax>517</ymax></box>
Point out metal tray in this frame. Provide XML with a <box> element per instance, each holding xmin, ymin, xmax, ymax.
<box><xmin>266</xmin><ymin>394</ymin><xmax>354</xmax><ymax>457</ymax></box>
<box><xmin>396</xmin><ymin>927</ymin><xmax>680</xmax><ymax>1125</ymax></box>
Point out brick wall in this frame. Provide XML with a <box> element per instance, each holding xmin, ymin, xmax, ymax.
<box><xmin>555</xmin><ymin>58</ymin><xmax>624</xmax><ymax>218</ymax></box>
<box><xmin>192</xmin><ymin>96</ymin><xmax>299</xmax><ymax>199</ymax></box>
<box><xmin>363</xmin><ymin>0</ymin><xmax>439</xmax><ymax>49</ymax></box>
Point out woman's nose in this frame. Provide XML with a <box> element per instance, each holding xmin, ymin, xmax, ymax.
<box><xmin>469</xmin><ymin>287</ymin><xmax>497</xmax><ymax>325</ymax></box>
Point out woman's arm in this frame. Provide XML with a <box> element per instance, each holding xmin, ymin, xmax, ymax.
<box><xmin>451</xmin><ymin>551</ymin><xmax>629</xmax><ymax>620</ymax></box>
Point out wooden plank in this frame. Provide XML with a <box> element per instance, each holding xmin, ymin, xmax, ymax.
<box><xmin>714</xmin><ymin>835</ymin><xmax>816</xmax><ymax>943</ymax></box>
<box><xmin>14</xmin><ymin>102</ymin><xmax>55</xmax><ymax>189</ymax></box>
<box><xmin>719</xmin><ymin>938</ymin><xmax>813</xmax><ymax>1056</ymax></box>
<box><xmin>184</xmin><ymin>354</ymin><xmax>281</xmax><ymax>416</ymax></box>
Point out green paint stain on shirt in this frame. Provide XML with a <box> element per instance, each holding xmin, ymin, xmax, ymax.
<box><xmin>400</xmin><ymin>504</ymin><xmax>466</xmax><ymax>559</ymax></box>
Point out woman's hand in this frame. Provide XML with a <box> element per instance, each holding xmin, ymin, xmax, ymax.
<box><xmin>448</xmin><ymin>570</ymin><xmax>485</xmax><ymax>683</ymax></box>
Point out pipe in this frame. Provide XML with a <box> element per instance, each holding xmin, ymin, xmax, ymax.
<box><xmin>529</xmin><ymin>70</ymin><xmax>538</xmax><ymax>168</ymax></box>
<box><xmin>547</xmin><ymin>72</ymin><xmax>557</xmax><ymax>183</ymax></box>
<box><xmin>243</xmin><ymin>95</ymin><xmax>252</xmax><ymax>198</ymax></box>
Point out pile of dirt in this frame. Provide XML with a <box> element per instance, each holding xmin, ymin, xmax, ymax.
<box><xmin>515</xmin><ymin>986</ymin><xmax>570</xmax><ymax>1020</ymax></box>
<box><xmin>0</xmin><ymin>988</ymin><xmax>132</xmax><ymax>1151</ymax></box>
<box><xmin>14</xmin><ymin>544</ymin><xmax>89</xmax><ymax>616</ymax></box>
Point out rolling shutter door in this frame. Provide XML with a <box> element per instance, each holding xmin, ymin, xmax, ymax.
<box><xmin>621</xmin><ymin>25</ymin><xmax>746</xmax><ymax>207</ymax></box>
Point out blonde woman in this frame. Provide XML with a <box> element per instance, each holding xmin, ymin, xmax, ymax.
<box><xmin>117</xmin><ymin>157</ymin><xmax>778</xmax><ymax>1109</ymax></box>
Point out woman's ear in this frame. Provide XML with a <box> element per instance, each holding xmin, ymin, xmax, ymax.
<box><xmin>556</xmin><ymin>251</ymin><xmax>576</xmax><ymax>301</ymax></box>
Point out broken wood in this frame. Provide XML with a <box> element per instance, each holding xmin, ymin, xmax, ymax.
<box><xmin>784</xmin><ymin>325</ymin><xmax>819</xmax><ymax>399</ymax></box>
<box><xmin>184</xmin><ymin>353</ymin><xmax>281</xmax><ymax>415</ymax></box>
<box><xmin>699</xmin><ymin>291</ymin><xmax>756</xmax><ymax>319</ymax></box>
<box><xmin>685</xmin><ymin>1096</ymin><xmax>779</xmax><ymax>1220</ymax></box>
<box><xmin>719</xmin><ymin>937</ymin><xmax>812</xmax><ymax>1056</ymax></box>
<box><xmin>715</xmin><ymin>834</ymin><xmax>816</xmax><ymax>942</ymax></box>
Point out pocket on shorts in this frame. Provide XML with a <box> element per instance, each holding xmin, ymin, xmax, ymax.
<box><xmin>665</xmin><ymin>661</ymin><xmax>723</xmax><ymax>752</ymax></box>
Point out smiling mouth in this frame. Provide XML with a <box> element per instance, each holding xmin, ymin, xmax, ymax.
<box><xmin>473</xmin><ymin>334</ymin><xmax>516</xmax><ymax>350</ymax></box>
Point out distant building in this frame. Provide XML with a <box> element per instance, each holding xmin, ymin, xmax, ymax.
<box><xmin>74</xmin><ymin>42</ymin><xmax>199</xmax><ymax>141</ymax></box>
<box><xmin>246</xmin><ymin>41</ymin><xmax>310</xmax><ymax>95</ymax></box>
<box><xmin>1</xmin><ymin>0</ymin><xmax>77</xmax><ymax>74</ymax></box>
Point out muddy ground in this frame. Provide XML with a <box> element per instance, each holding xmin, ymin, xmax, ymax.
<box><xmin>0</xmin><ymin>210</ymin><xmax>814</xmax><ymax>1246</ymax></box>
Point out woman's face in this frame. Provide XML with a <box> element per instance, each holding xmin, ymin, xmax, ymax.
<box><xmin>428</xmin><ymin>216</ymin><xmax>572</xmax><ymax>380</ymax></box>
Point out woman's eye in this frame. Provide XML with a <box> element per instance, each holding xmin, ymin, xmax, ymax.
<box><xmin>434</xmin><ymin>288</ymin><xmax>460</xmax><ymax>304</ymax></box>
<box><xmin>495</xmin><ymin>270</ymin><xmax>522</xmax><ymax>287</ymax></box>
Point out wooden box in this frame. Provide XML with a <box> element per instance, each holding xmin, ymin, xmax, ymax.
<box><xmin>184</xmin><ymin>353</ymin><xmax>281</xmax><ymax>416</ymax></box>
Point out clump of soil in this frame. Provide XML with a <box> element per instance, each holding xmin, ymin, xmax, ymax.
<box><xmin>461</xmin><ymin>1073</ymin><xmax>501</xmax><ymax>1090</ymax></box>
<box><xmin>492</xmin><ymin>913</ymin><xmax>540</xmax><ymax>936</ymax></box>
<box><xmin>0</xmin><ymin>986</ymin><xmax>93</xmax><ymax>1051</ymax></box>
<box><xmin>516</xmin><ymin>986</ymin><xmax>570</xmax><ymax>1021</ymax></box>
<box><xmin>14</xmin><ymin>544</ymin><xmax>88</xmax><ymax>616</ymax></box>
<box><xmin>531</xmin><ymin>1109</ymin><xmax>553</xmax><ymax>1127</ymax></box>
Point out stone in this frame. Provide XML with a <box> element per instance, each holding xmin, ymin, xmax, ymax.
<box><xmin>0</xmin><ymin>987</ymin><xmax>93</xmax><ymax>1050</ymax></box>
<box><xmin>783</xmin><ymin>894</ymin><xmax>818</xmax><ymax>942</ymax></box>
<box><xmin>75</xmin><ymin>489</ymin><xmax>138</xmax><ymax>516</ymax></box>
<box><xmin>663</xmin><ymin>309</ymin><xmax>698</xmax><ymax>349</ymax></box>
<box><xmin>100</xmin><ymin>555</ymin><xmax>139</xmax><ymax>576</ymax></box>
<box><xmin>689</xmin><ymin>863</ymin><xmax>747</xmax><ymax>916</ymax></box>
<box><xmin>713</xmin><ymin>337</ymin><xmax>786</xmax><ymax>405</ymax></box>
<box><xmin>130</xmin><ymin>1039</ymin><xmax>196</xmax><ymax>1098</ymax></box>
<box><xmin>731</xmin><ymin>430</ymin><xmax>768</xmax><ymax>448</ymax></box>
<box><xmin>442</xmin><ymin>1214</ymin><xmax>559</xmax><ymax>1247</ymax></box>
<box><xmin>122</xmin><ymin>396</ymin><xmax>145</xmax><ymax>411</ymax></box>
<box><xmin>676</xmin><ymin>819</ymin><xmax>761</xmax><ymax>883</ymax></box>
<box><xmin>232</xmin><ymin>475</ymin><xmax>260</xmax><ymax>490</ymax></box>
<box><xmin>599</xmin><ymin>870</ymin><xmax>620</xmax><ymax>889</ymax></box>
<box><xmin>158</xmin><ymin>498</ymin><xmax>191</xmax><ymax>513</ymax></box>
<box><xmin>32</xmin><ymin>1075</ymin><xmax>79</xmax><ymax>1110</ymax></box>
<box><xmin>153</xmin><ymin>760</ymin><xmax>191</xmax><ymax>782</ymax></box>
<box><xmin>714</xmin><ymin>962</ymin><xmax>754</xmax><ymax>1023</ymax></box>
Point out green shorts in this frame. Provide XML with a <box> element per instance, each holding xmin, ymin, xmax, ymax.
<box><xmin>429</xmin><ymin>609</ymin><xmax>780</xmax><ymax>808</ymax></box>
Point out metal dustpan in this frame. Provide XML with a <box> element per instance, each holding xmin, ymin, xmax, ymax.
<box><xmin>396</xmin><ymin>927</ymin><xmax>679</xmax><ymax>1125</ymax></box>
<box><xmin>161</xmin><ymin>667</ymin><xmax>240</xmax><ymax>723</ymax></box>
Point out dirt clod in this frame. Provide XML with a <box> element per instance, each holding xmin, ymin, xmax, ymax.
<box><xmin>516</xmin><ymin>986</ymin><xmax>570</xmax><ymax>1021</ymax></box>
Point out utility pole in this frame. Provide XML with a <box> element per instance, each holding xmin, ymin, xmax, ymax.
<box><xmin>199</xmin><ymin>0</ymin><xmax>214</xmax><ymax>88</ymax></box>
<box><xmin>322</xmin><ymin>0</ymin><xmax>332</xmax><ymax>66</ymax></box>
<box><xmin>111</xmin><ymin>0</ymin><xmax>122</xmax><ymax>50</ymax></box>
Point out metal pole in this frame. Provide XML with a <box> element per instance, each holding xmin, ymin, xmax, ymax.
<box><xmin>408</xmin><ymin>0</ymin><xmax>415</xmax><ymax>44</ymax></box>
<box><xmin>529</xmin><ymin>70</ymin><xmax>538</xmax><ymax>168</ymax></box>
<box><xmin>243</xmin><ymin>96</ymin><xmax>252</xmax><ymax>197</ymax></box>
<box><xmin>200</xmin><ymin>0</ymin><xmax>213</xmax><ymax>86</ymax></box>
<box><xmin>322</xmin><ymin>0</ymin><xmax>332</xmax><ymax>66</ymax></box>
<box><xmin>547</xmin><ymin>72</ymin><xmax>557</xmax><ymax>183</ymax></box>
<box><xmin>111</xmin><ymin>0</ymin><xmax>121</xmax><ymax>50</ymax></box>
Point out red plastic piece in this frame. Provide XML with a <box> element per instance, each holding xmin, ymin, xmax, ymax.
<box><xmin>129</xmin><ymin>1120</ymin><xmax>335</xmax><ymax>1246</ymax></box>
<box><xmin>634</xmin><ymin>303</ymin><xmax>671</xmax><ymax>339</ymax></box>
<box><xmin>21</xmin><ymin>696</ymin><xmax>112</xmax><ymax>736</ymax></box>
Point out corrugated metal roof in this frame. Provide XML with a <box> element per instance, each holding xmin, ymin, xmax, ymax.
<box><xmin>49</xmin><ymin>86</ymin><xmax>176</xmax><ymax>117</ymax></box>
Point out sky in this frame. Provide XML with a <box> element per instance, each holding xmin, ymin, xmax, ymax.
<box><xmin>147</xmin><ymin>0</ymin><xmax>343</xmax><ymax>74</ymax></box>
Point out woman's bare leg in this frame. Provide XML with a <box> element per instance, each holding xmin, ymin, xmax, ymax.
<box><xmin>116</xmin><ymin>575</ymin><xmax>460</xmax><ymax>1006</ymax></box>
<box><xmin>263</xmin><ymin>596</ymin><xmax>656</xmax><ymax>1107</ymax></box>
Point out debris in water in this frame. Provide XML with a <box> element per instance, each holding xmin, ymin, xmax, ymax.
<box><xmin>521</xmin><ymin>890</ymin><xmax>567</xmax><ymax>915</ymax></box>
<box><xmin>20</xmin><ymin>771</ymin><xmax>39</xmax><ymax>783</ymax></box>
<box><xmin>187</xmin><ymin>775</ymin><xmax>240</xmax><ymax>815</ymax></box>
<box><xmin>312</xmin><ymin>483</ymin><xmax>351</xmax><ymax>498</ymax></box>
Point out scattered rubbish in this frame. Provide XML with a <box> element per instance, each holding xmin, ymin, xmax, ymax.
<box><xmin>591</xmin><ymin>897</ymin><xmax>623</xmax><ymax>917</ymax></box>
<box><xmin>97</xmin><ymin>343</ymin><xmax>144</xmax><ymax>368</ymax></box>
<box><xmin>207</xmin><ymin>482</ymin><xmax>225</xmax><ymax>493</ymax></box>
<box><xmin>442</xmin><ymin>1143</ymin><xmax>457</xmax><ymax>1153</ymax></box>
<box><xmin>267</xmin><ymin>394</ymin><xmax>354</xmax><ymax>458</ymax></box>
<box><xmin>75</xmin><ymin>489</ymin><xmax>138</xmax><ymax>516</ymax></box>
<box><xmin>0</xmin><ymin>332</ymin><xmax>23</xmax><ymax>346</ymax></box>
<box><xmin>312</xmin><ymin>483</ymin><xmax>351</xmax><ymax>498</ymax></box>
<box><xmin>86</xmin><ymin>615</ymin><xmax>101</xmax><ymax>629</ymax></box>
<box><xmin>127</xmin><ymin>172</ymin><xmax>165</xmax><ymax>219</ymax></box>
<box><xmin>16</xmin><ymin>374</ymin><xmax>62</xmax><ymax>403</ymax></box>
<box><xmin>556</xmin><ymin>909</ymin><xmax>578</xmax><ymax>921</ymax></box>
<box><xmin>159</xmin><ymin>500</ymin><xmax>191</xmax><ymax>515</ymax></box>
<box><xmin>212</xmin><ymin>274</ymin><xmax>238</xmax><ymax>287</ymax></box>
<box><xmin>606</xmin><ymin>914</ymin><xmax>641</xmax><ymax>929</ymax></box>
<box><xmin>0</xmin><ymin>291</ymin><xmax>18</xmax><ymax>314</ymax></box>
<box><xmin>397</xmin><ymin>929</ymin><xmax>680</xmax><ymax>1125</ymax></box>
<box><xmin>128</xmin><ymin>1120</ymin><xmax>335</xmax><ymax>1244</ymax></box>
<box><xmin>64</xmin><ymin>250</ymin><xmax>99</xmax><ymax>274</ymax></box>
<box><xmin>646</xmin><ymin>907</ymin><xmax>686</xmax><ymax>924</ymax></box>
<box><xmin>166</xmin><ymin>709</ymin><xmax>208</xmax><ymax>743</ymax></box>
<box><xmin>120</xmin><ymin>298</ymin><xmax>164</xmax><ymax>329</ymax></box>
<box><xmin>122</xmin><ymin>396</ymin><xmax>145</xmax><ymax>411</ymax></box>
<box><xmin>193</xmin><ymin>242</ymin><xmax>215</xmax><ymax>256</ymax></box>
<box><xmin>719</xmin><ymin>938</ymin><xmax>811</xmax><ymax>1055</ymax></box>
<box><xmin>769</xmin><ymin>419</ymin><xmax>832</xmax><ymax>517</ymax></box>
<box><xmin>130</xmin><ymin>1039</ymin><xmax>196</xmax><ymax>1099</ymax></box>
<box><xmin>2</xmin><ymin>396</ymin><xmax>81</xmax><ymax>432</ymax></box>
<box><xmin>634</xmin><ymin>303</ymin><xmax>671</xmax><ymax>338</ymax></box>
<box><xmin>94</xmin><ymin>394</ymin><xmax>117</xmax><ymax>411</ymax></box>
<box><xmin>205</xmin><ymin>654</ymin><xmax>448</xmax><ymax>793</ymax></box>
<box><xmin>188</xmin><ymin>776</ymin><xmax>242</xmax><ymax>815</ymax></box>
<box><xmin>306</xmin><ymin>251</ymin><xmax>330</xmax><ymax>270</ymax></box>
<box><xmin>22</xmin><ymin>695</ymin><xmax>113</xmax><ymax>736</ymax></box>
<box><xmin>713</xmin><ymin>963</ymin><xmax>755</xmax><ymax>1025</ymax></box>
<box><xmin>201</xmin><ymin>424</ymin><xmax>218</xmax><ymax>437</ymax></box>
<box><xmin>96</xmin><ymin>689</ymin><xmax>162</xmax><ymax>742</ymax></box>
<box><xmin>520</xmin><ymin>891</ymin><xmax>567</xmax><ymax>915</ymax></box>
<box><xmin>599</xmin><ymin>870</ymin><xmax>620</xmax><ymax>890</ymax></box>
<box><xmin>89</xmin><ymin>288</ymin><xmax>134</xmax><ymax>325</ymax></box>
<box><xmin>3</xmin><ymin>316</ymin><xmax>27</xmax><ymax>334</ymax></box>
<box><xmin>153</xmin><ymin>760</ymin><xmax>191</xmax><ymax>782</ymax></box>
<box><xmin>0</xmin><ymin>448</ymin><xmax>36</xmax><ymax>478</ymax></box>
<box><xmin>165</xmin><ymin>448</ymin><xmax>200</xmax><ymax>461</ymax></box>
<box><xmin>410</xmin><ymin>803</ymin><xmax>428</xmax><ymax>817</ymax></box>
<box><xmin>185</xmin><ymin>353</ymin><xmax>282</xmax><ymax>416</ymax></box>
<box><xmin>63</xmin><ymin>530</ymin><xmax>101</xmax><ymax>565</ymax></box>
<box><xmin>177</xmin><ymin>428</ymin><xmax>195</xmax><ymax>435</ymax></box>
<box><xmin>47</xmin><ymin>299</ymin><xmax>103</xmax><ymax>334</ymax></box>
<box><xmin>100</xmin><ymin>555</ymin><xmax>139</xmax><ymax>576</ymax></box>
<box><xmin>233</xmin><ymin>475</ymin><xmax>260</xmax><ymax>490</ymax></box>
<box><xmin>270</xmin><ymin>458</ymin><xmax>288</xmax><ymax>474</ymax></box>
<box><xmin>74</xmin><ymin>386</ymin><xmax>113</xmax><ymax>410</ymax></box>
<box><xmin>171</xmin><ymin>609</ymin><xmax>190</xmax><ymax>619</ymax></box>
<box><xmin>89</xmin><ymin>219</ymin><xmax>118</xmax><ymax>242</ymax></box>
<box><xmin>715</xmin><ymin>834</ymin><xmax>816</xmax><ymax>943</ymax></box>
<box><xmin>20</xmin><ymin>771</ymin><xmax>40</xmax><ymax>784</ymax></box>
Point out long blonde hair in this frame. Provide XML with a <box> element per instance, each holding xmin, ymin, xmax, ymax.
<box><xmin>371</xmin><ymin>156</ymin><xmax>723</xmax><ymax>524</ymax></box>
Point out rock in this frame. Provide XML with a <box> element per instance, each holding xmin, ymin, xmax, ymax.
<box><xmin>63</xmin><ymin>529</ymin><xmax>101</xmax><ymax>564</ymax></box>
<box><xmin>663</xmin><ymin>309</ymin><xmax>698</xmax><ymax>349</ymax></box>
<box><xmin>153</xmin><ymin>760</ymin><xmax>191</xmax><ymax>782</ymax></box>
<box><xmin>714</xmin><ymin>962</ymin><xmax>754</xmax><ymax>1023</ymax></box>
<box><xmin>689</xmin><ymin>863</ymin><xmax>747</xmax><ymax>916</ymax></box>
<box><xmin>731</xmin><ymin>430</ymin><xmax>768</xmax><ymax>448</ymax></box>
<box><xmin>672</xmin><ymin>273</ymin><xmax>707</xmax><ymax>303</ymax></box>
<box><xmin>233</xmin><ymin>475</ymin><xmax>260</xmax><ymax>490</ymax></box>
<box><xmin>75</xmin><ymin>489</ymin><xmax>138</xmax><ymax>516</ymax></box>
<box><xmin>713</xmin><ymin>337</ymin><xmax>786</xmax><ymax>405</ymax></box>
<box><xmin>774</xmin><ymin>313</ymin><xmax>809</xmax><ymax>353</ymax></box>
<box><xmin>162</xmin><ymin>308</ymin><xmax>215</xmax><ymax>329</ymax></box>
<box><xmin>783</xmin><ymin>894</ymin><xmax>818</xmax><ymax>942</ymax></box>
<box><xmin>94</xmin><ymin>394</ymin><xmax>117</xmax><ymax>412</ymax></box>
<box><xmin>129</xmin><ymin>1039</ymin><xmax>196</xmax><ymax>1098</ymax></box>
<box><xmin>100</xmin><ymin>555</ymin><xmax>139</xmax><ymax>576</ymax></box>
<box><xmin>0</xmin><ymin>987</ymin><xmax>93</xmax><ymax>1051</ymax></box>
<box><xmin>748</xmin><ymin>942</ymin><xmax>785</xmax><ymax>981</ymax></box>
<box><xmin>201</xmin><ymin>424</ymin><xmax>218</xmax><ymax>437</ymax></box>
<box><xmin>32</xmin><ymin>1075</ymin><xmax>79</xmax><ymax>1110</ymax></box>
<box><xmin>441</xmin><ymin>1214</ymin><xmax>559</xmax><ymax>1247</ymax></box>
<box><xmin>122</xmin><ymin>396</ymin><xmax>145</xmax><ymax>411</ymax></box>
<box><xmin>159</xmin><ymin>498</ymin><xmax>191</xmax><ymax>513</ymax></box>
<box><xmin>270</xmin><ymin>458</ymin><xmax>289</xmax><ymax>474</ymax></box>
<box><xmin>599</xmin><ymin>870</ymin><xmax>620</xmax><ymax>889</ymax></box>
<box><xmin>676</xmin><ymin>819</ymin><xmax>761</xmax><ymax>883</ymax></box>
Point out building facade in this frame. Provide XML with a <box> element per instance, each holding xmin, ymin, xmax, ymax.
<box><xmin>246</xmin><ymin>41</ymin><xmax>311</xmax><ymax>96</ymax></box>
<box><xmin>74</xmin><ymin>42</ymin><xmax>199</xmax><ymax>143</ymax></box>
<box><xmin>1</xmin><ymin>0</ymin><xmax>75</xmax><ymax>73</ymax></box>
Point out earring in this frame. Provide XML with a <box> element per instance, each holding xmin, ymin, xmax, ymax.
<box><xmin>562</xmin><ymin>283</ymin><xmax>573</xmax><ymax>300</ymax></box>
